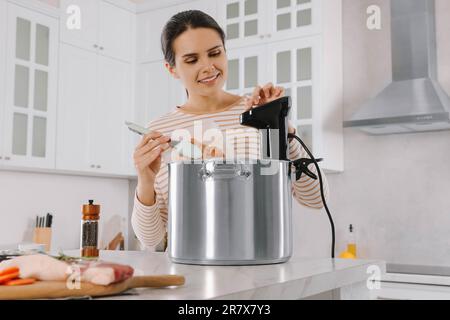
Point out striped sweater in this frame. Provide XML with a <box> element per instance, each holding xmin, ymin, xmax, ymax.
<box><xmin>132</xmin><ymin>97</ymin><xmax>330</xmax><ymax>250</ymax></box>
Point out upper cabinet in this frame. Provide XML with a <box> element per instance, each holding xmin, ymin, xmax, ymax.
<box><xmin>98</xmin><ymin>1</ymin><xmax>134</xmax><ymax>63</ymax></box>
<box><xmin>93</xmin><ymin>54</ymin><xmax>133</xmax><ymax>175</ymax></box>
<box><xmin>266</xmin><ymin>37</ymin><xmax>319</xmax><ymax>156</ymax></box>
<box><xmin>137</xmin><ymin>0</ymin><xmax>217</xmax><ymax>63</ymax></box>
<box><xmin>59</xmin><ymin>0</ymin><xmax>99</xmax><ymax>52</ymax></box>
<box><xmin>56</xmin><ymin>43</ymin><xmax>133</xmax><ymax>176</ymax></box>
<box><xmin>135</xmin><ymin>60</ymin><xmax>185</xmax><ymax>124</ymax></box>
<box><xmin>60</xmin><ymin>0</ymin><xmax>134</xmax><ymax>62</ymax></box>
<box><xmin>56</xmin><ymin>44</ymin><xmax>97</xmax><ymax>173</ymax></box>
<box><xmin>1</xmin><ymin>2</ymin><xmax>58</xmax><ymax>169</ymax></box>
<box><xmin>0</xmin><ymin>0</ymin><xmax>343</xmax><ymax>176</ymax></box>
<box><xmin>219</xmin><ymin>0</ymin><xmax>321</xmax><ymax>49</ymax></box>
<box><xmin>225</xmin><ymin>44</ymin><xmax>269</xmax><ymax>97</ymax></box>
<box><xmin>57</xmin><ymin>0</ymin><xmax>135</xmax><ymax>177</ymax></box>
<box><xmin>222</xmin><ymin>0</ymin><xmax>343</xmax><ymax>172</ymax></box>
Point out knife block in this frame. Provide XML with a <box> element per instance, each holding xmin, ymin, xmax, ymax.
<box><xmin>32</xmin><ymin>227</ymin><xmax>52</xmax><ymax>252</ymax></box>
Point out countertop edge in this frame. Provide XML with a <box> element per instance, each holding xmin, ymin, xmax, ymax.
<box><xmin>209</xmin><ymin>260</ymin><xmax>386</xmax><ymax>300</ymax></box>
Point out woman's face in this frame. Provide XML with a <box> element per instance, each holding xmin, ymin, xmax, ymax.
<box><xmin>167</xmin><ymin>27</ymin><xmax>227</xmax><ymax>97</ymax></box>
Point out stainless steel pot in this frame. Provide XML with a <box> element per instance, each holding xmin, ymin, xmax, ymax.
<box><xmin>167</xmin><ymin>159</ymin><xmax>293</xmax><ymax>265</ymax></box>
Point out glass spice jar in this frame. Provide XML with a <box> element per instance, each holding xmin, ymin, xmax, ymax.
<box><xmin>81</xmin><ymin>199</ymin><xmax>100</xmax><ymax>258</ymax></box>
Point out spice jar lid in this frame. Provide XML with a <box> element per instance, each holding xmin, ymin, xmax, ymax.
<box><xmin>82</xmin><ymin>200</ymin><xmax>100</xmax><ymax>219</ymax></box>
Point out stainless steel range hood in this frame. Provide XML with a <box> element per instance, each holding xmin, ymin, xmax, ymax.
<box><xmin>343</xmin><ymin>0</ymin><xmax>450</xmax><ymax>135</ymax></box>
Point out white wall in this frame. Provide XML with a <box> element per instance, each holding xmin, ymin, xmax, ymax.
<box><xmin>0</xmin><ymin>171</ymin><xmax>131</xmax><ymax>251</ymax></box>
<box><xmin>37</xmin><ymin>0</ymin><xmax>59</xmax><ymax>7</ymax></box>
<box><xmin>292</xmin><ymin>0</ymin><xmax>450</xmax><ymax>266</ymax></box>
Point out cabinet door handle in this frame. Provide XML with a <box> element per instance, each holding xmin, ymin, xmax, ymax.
<box><xmin>93</xmin><ymin>44</ymin><xmax>98</xmax><ymax>48</ymax></box>
<box><xmin>99</xmin><ymin>47</ymin><xmax>104</xmax><ymax>51</ymax></box>
<box><xmin>259</xmin><ymin>35</ymin><xmax>264</xmax><ymax>39</ymax></box>
<box><xmin>0</xmin><ymin>156</ymin><xmax>2</xmax><ymax>160</ymax></box>
<box><xmin>5</xmin><ymin>157</ymin><xmax>10</xmax><ymax>160</ymax></box>
<box><xmin>266</xmin><ymin>34</ymin><xmax>272</xmax><ymax>38</ymax></box>
<box><xmin>91</xmin><ymin>164</ymin><xmax>96</xmax><ymax>168</ymax></box>
<box><xmin>96</xmin><ymin>165</ymin><xmax>101</xmax><ymax>169</ymax></box>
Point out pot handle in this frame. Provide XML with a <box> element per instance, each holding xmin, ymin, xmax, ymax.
<box><xmin>199</xmin><ymin>163</ymin><xmax>251</xmax><ymax>181</ymax></box>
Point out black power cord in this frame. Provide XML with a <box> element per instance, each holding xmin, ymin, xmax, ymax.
<box><xmin>288</xmin><ymin>133</ymin><xmax>336</xmax><ymax>259</ymax></box>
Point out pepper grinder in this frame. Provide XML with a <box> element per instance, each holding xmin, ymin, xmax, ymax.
<box><xmin>81</xmin><ymin>200</ymin><xmax>100</xmax><ymax>258</ymax></box>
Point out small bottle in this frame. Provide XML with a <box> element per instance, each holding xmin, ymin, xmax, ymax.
<box><xmin>347</xmin><ymin>224</ymin><xmax>357</xmax><ymax>257</ymax></box>
<box><xmin>81</xmin><ymin>200</ymin><xmax>100</xmax><ymax>258</ymax></box>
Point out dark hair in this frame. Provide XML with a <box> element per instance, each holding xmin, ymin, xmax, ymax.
<box><xmin>161</xmin><ymin>10</ymin><xmax>226</xmax><ymax>67</ymax></box>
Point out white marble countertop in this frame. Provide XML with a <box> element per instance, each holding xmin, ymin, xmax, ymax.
<box><xmin>64</xmin><ymin>250</ymin><xmax>386</xmax><ymax>300</ymax></box>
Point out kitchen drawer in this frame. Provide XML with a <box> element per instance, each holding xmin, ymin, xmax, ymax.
<box><xmin>375</xmin><ymin>281</ymin><xmax>450</xmax><ymax>300</ymax></box>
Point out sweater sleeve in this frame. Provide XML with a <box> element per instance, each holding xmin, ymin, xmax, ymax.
<box><xmin>131</xmin><ymin>188</ymin><xmax>166</xmax><ymax>250</ymax></box>
<box><xmin>288</xmin><ymin>138</ymin><xmax>330</xmax><ymax>209</ymax></box>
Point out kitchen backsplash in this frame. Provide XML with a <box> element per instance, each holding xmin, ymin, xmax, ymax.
<box><xmin>0</xmin><ymin>170</ymin><xmax>130</xmax><ymax>251</ymax></box>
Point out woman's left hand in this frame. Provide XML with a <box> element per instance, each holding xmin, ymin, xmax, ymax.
<box><xmin>244</xmin><ymin>83</ymin><xmax>296</xmax><ymax>136</ymax></box>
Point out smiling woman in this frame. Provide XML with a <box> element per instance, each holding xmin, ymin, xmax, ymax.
<box><xmin>131</xmin><ymin>10</ymin><xmax>329</xmax><ymax>251</ymax></box>
<box><xmin>161</xmin><ymin>10</ymin><xmax>231</xmax><ymax>112</ymax></box>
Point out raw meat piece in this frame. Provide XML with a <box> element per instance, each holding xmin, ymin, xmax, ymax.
<box><xmin>0</xmin><ymin>254</ymin><xmax>134</xmax><ymax>286</ymax></box>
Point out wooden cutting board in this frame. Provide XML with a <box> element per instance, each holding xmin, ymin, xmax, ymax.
<box><xmin>0</xmin><ymin>275</ymin><xmax>185</xmax><ymax>300</ymax></box>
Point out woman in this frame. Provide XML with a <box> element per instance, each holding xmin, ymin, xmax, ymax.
<box><xmin>131</xmin><ymin>10</ymin><xmax>329</xmax><ymax>250</ymax></box>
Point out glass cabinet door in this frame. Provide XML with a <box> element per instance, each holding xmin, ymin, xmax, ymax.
<box><xmin>219</xmin><ymin>0</ymin><xmax>268</xmax><ymax>48</ymax></box>
<box><xmin>225</xmin><ymin>45</ymin><xmax>268</xmax><ymax>97</ymax></box>
<box><xmin>268</xmin><ymin>0</ymin><xmax>321</xmax><ymax>40</ymax></box>
<box><xmin>267</xmin><ymin>36</ymin><xmax>320</xmax><ymax>153</ymax></box>
<box><xmin>4</xmin><ymin>4</ymin><xmax>57</xmax><ymax>168</ymax></box>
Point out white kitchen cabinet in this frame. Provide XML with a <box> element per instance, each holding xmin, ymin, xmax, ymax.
<box><xmin>93</xmin><ymin>54</ymin><xmax>132</xmax><ymax>174</ymax></box>
<box><xmin>225</xmin><ymin>44</ymin><xmax>268</xmax><ymax>96</ymax></box>
<box><xmin>135</xmin><ymin>61</ymin><xmax>185</xmax><ymax>128</ymax></box>
<box><xmin>225</xmin><ymin>35</ymin><xmax>341</xmax><ymax>171</ymax></box>
<box><xmin>136</xmin><ymin>62</ymin><xmax>172</xmax><ymax>127</ymax></box>
<box><xmin>60</xmin><ymin>0</ymin><xmax>133</xmax><ymax>62</ymax></box>
<box><xmin>56</xmin><ymin>44</ymin><xmax>96</xmax><ymax>172</ymax></box>
<box><xmin>1</xmin><ymin>2</ymin><xmax>58</xmax><ymax>169</ymax></box>
<box><xmin>57</xmin><ymin>43</ymin><xmax>132</xmax><ymax>175</ymax></box>
<box><xmin>227</xmin><ymin>39</ymin><xmax>318</xmax><ymax>154</ymax></box>
<box><xmin>374</xmin><ymin>281</ymin><xmax>450</xmax><ymax>300</ymax></box>
<box><xmin>98</xmin><ymin>1</ymin><xmax>133</xmax><ymax>63</ymax></box>
<box><xmin>217</xmin><ymin>0</ymin><xmax>268</xmax><ymax>49</ymax></box>
<box><xmin>137</xmin><ymin>0</ymin><xmax>217</xmax><ymax>63</ymax></box>
<box><xmin>59</xmin><ymin>0</ymin><xmax>99</xmax><ymax>53</ymax></box>
<box><xmin>218</xmin><ymin>0</ymin><xmax>322</xmax><ymax>49</ymax></box>
<box><xmin>130</xmin><ymin>61</ymin><xmax>173</xmax><ymax>176</ymax></box>
<box><xmin>223</xmin><ymin>0</ymin><xmax>342</xmax><ymax>172</ymax></box>
<box><xmin>130</xmin><ymin>60</ymin><xmax>185</xmax><ymax>176</ymax></box>
<box><xmin>267</xmin><ymin>36</ymin><xmax>319</xmax><ymax>154</ymax></box>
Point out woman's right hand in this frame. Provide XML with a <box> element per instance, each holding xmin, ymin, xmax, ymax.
<box><xmin>134</xmin><ymin>131</ymin><xmax>171</xmax><ymax>184</ymax></box>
